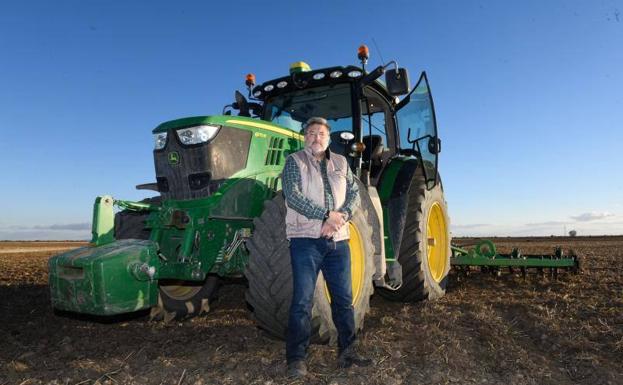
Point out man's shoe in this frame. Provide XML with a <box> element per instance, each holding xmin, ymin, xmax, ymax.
<box><xmin>337</xmin><ymin>345</ymin><xmax>373</xmax><ymax>369</ymax></box>
<box><xmin>286</xmin><ymin>360</ymin><xmax>308</xmax><ymax>378</ymax></box>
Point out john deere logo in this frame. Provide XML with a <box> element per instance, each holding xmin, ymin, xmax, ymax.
<box><xmin>168</xmin><ymin>151</ymin><xmax>180</xmax><ymax>165</ymax></box>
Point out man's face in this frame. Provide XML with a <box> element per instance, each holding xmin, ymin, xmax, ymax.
<box><xmin>304</xmin><ymin>123</ymin><xmax>330</xmax><ymax>156</ymax></box>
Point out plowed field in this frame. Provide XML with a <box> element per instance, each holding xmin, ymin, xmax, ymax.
<box><xmin>1</xmin><ymin>237</ymin><xmax>621</xmax><ymax>385</ymax></box>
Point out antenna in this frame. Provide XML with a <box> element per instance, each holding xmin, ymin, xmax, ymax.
<box><xmin>372</xmin><ymin>38</ymin><xmax>386</xmax><ymax>66</ymax></box>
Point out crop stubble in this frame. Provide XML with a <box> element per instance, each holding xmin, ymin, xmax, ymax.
<box><xmin>0</xmin><ymin>237</ymin><xmax>621</xmax><ymax>385</ymax></box>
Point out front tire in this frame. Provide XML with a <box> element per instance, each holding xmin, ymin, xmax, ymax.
<box><xmin>245</xmin><ymin>193</ymin><xmax>375</xmax><ymax>342</ymax></box>
<box><xmin>153</xmin><ymin>276</ymin><xmax>221</xmax><ymax>321</ymax></box>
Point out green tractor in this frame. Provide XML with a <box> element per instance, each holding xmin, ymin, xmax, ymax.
<box><xmin>48</xmin><ymin>47</ymin><xmax>451</xmax><ymax>341</ymax></box>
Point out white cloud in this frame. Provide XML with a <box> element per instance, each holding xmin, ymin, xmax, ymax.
<box><xmin>0</xmin><ymin>223</ymin><xmax>91</xmax><ymax>241</ymax></box>
<box><xmin>525</xmin><ymin>220</ymin><xmax>567</xmax><ymax>226</ymax></box>
<box><xmin>33</xmin><ymin>223</ymin><xmax>91</xmax><ymax>231</ymax></box>
<box><xmin>570</xmin><ymin>212</ymin><xmax>615</xmax><ymax>222</ymax></box>
<box><xmin>451</xmin><ymin>224</ymin><xmax>490</xmax><ymax>229</ymax></box>
<box><xmin>452</xmin><ymin>215</ymin><xmax>623</xmax><ymax>237</ymax></box>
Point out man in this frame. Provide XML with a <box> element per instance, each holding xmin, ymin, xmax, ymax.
<box><xmin>282</xmin><ymin>116</ymin><xmax>372</xmax><ymax>378</ymax></box>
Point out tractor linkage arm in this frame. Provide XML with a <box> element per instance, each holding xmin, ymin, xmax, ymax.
<box><xmin>91</xmin><ymin>195</ymin><xmax>160</xmax><ymax>246</ymax></box>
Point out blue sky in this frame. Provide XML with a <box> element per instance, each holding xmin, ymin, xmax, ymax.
<box><xmin>1</xmin><ymin>0</ymin><xmax>622</xmax><ymax>240</ymax></box>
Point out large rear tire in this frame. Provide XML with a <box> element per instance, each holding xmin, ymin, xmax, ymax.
<box><xmin>377</xmin><ymin>172</ymin><xmax>451</xmax><ymax>301</ymax></box>
<box><xmin>245</xmin><ymin>192</ymin><xmax>375</xmax><ymax>342</ymax></box>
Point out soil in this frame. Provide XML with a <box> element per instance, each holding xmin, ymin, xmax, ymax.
<box><xmin>1</xmin><ymin>237</ymin><xmax>621</xmax><ymax>385</ymax></box>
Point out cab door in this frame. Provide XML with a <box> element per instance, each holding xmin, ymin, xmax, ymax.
<box><xmin>395</xmin><ymin>72</ymin><xmax>440</xmax><ymax>189</ymax></box>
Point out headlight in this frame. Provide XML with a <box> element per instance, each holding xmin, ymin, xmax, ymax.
<box><xmin>348</xmin><ymin>70</ymin><xmax>362</xmax><ymax>78</ymax></box>
<box><xmin>340</xmin><ymin>132</ymin><xmax>355</xmax><ymax>141</ymax></box>
<box><xmin>154</xmin><ymin>132</ymin><xmax>168</xmax><ymax>150</ymax></box>
<box><xmin>176</xmin><ymin>125</ymin><xmax>220</xmax><ymax>145</ymax></box>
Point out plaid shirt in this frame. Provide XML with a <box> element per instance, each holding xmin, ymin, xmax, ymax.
<box><xmin>282</xmin><ymin>151</ymin><xmax>360</xmax><ymax>221</ymax></box>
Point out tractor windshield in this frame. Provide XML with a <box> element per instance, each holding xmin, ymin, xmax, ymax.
<box><xmin>264</xmin><ymin>83</ymin><xmax>353</xmax><ymax>134</ymax></box>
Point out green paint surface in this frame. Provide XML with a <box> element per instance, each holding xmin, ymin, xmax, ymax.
<box><xmin>49</xmin><ymin>114</ymin><xmax>304</xmax><ymax>315</ymax></box>
<box><xmin>48</xmin><ymin>239</ymin><xmax>159</xmax><ymax>315</ymax></box>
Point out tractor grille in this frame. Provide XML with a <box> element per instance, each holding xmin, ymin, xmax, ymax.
<box><xmin>265</xmin><ymin>137</ymin><xmax>284</xmax><ymax>165</ymax></box>
<box><xmin>153</xmin><ymin>126</ymin><xmax>252</xmax><ymax>200</ymax></box>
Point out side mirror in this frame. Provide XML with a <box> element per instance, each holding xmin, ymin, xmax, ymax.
<box><xmin>385</xmin><ymin>68</ymin><xmax>410</xmax><ymax>96</ymax></box>
<box><xmin>360</xmin><ymin>65</ymin><xmax>385</xmax><ymax>88</ymax></box>
<box><xmin>428</xmin><ymin>137</ymin><xmax>441</xmax><ymax>154</ymax></box>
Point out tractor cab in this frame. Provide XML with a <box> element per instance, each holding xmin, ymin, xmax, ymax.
<box><xmin>229</xmin><ymin>47</ymin><xmax>441</xmax><ymax>189</ymax></box>
<box><xmin>257</xmin><ymin>64</ymin><xmax>395</xmax><ymax>185</ymax></box>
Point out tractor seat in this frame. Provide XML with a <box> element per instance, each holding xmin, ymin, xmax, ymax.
<box><xmin>362</xmin><ymin>135</ymin><xmax>384</xmax><ymax>165</ymax></box>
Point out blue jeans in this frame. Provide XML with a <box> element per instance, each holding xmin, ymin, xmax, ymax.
<box><xmin>286</xmin><ymin>237</ymin><xmax>355</xmax><ymax>364</ymax></box>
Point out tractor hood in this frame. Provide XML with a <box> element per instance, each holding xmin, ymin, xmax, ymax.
<box><xmin>152</xmin><ymin>116</ymin><xmax>252</xmax><ymax>200</ymax></box>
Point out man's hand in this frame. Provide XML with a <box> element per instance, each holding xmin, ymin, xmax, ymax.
<box><xmin>321</xmin><ymin>211</ymin><xmax>348</xmax><ymax>238</ymax></box>
<box><xmin>320</xmin><ymin>222</ymin><xmax>336</xmax><ymax>238</ymax></box>
<box><xmin>326</xmin><ymin>210</ymin><xmax>346</xmax><ymax>229</ymax></box>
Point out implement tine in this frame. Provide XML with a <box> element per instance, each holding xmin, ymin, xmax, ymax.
<box><xmin>571</xmin><ymin>250</ymin><xmax>580</xmax><ymax>274</ymax></box>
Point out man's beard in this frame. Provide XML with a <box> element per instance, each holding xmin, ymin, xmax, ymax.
<box><xmin>310</xmin><ymin>142</ymin><xmax>327</xmax><ymax>156</ymax></box>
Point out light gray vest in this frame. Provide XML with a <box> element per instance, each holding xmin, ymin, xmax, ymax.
<box><xmin>285</xmin><ymin>148</ymin><xmax>351</xmax><ymax>241</ymax></box>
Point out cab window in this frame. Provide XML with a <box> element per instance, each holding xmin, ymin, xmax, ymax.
<box><xmin>264</xmin><ymin>83</ymin><xmax>352</xmax><ymax>134</ymax></box>
<box><xmin>395</xmin><ymin>72</ymin><xmax>439</xmax><ymax>187</ymax></box>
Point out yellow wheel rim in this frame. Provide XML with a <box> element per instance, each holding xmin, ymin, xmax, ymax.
<box><xmin>426</xmin><ymin>202</ymin><xmax>448</xmax><ymax>282</ymax></box>
<box><xmin>324</xmin><ymin>222</ymin><xmax>365</xmax><ymax>305</ymax></box>
<box><xmin>160</xmin><ymin>282</ymin><xmax>202</xmax><ymax>300</ymax></box>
